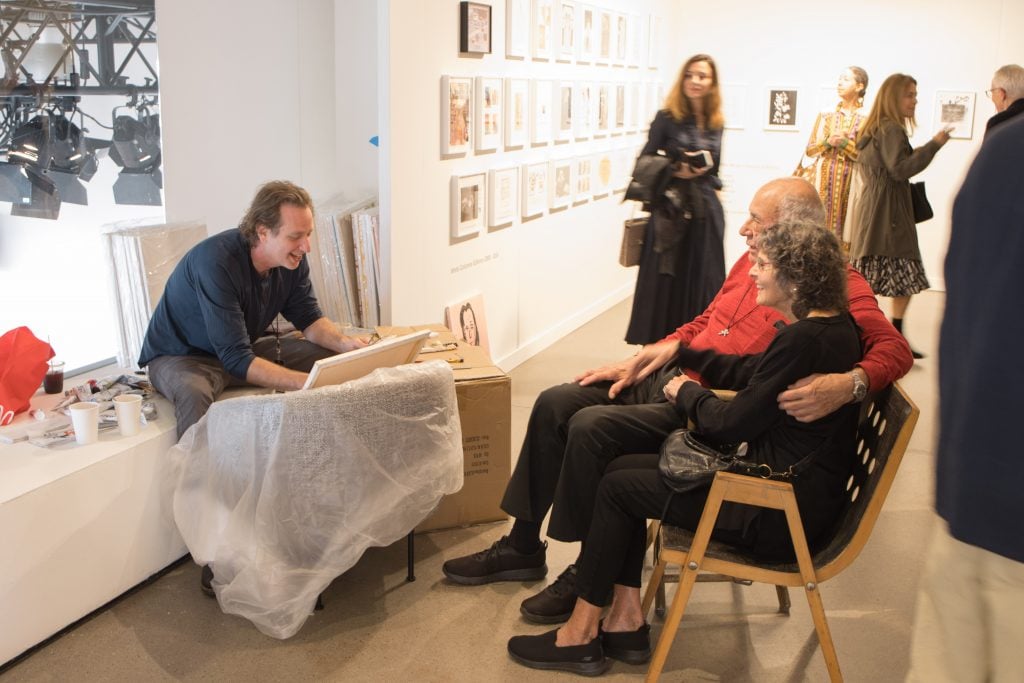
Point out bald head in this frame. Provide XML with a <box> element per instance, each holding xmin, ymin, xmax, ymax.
<box><xmin>759</xmin><ymin>177</ymin><xmax>826</xmax><ymax>225</ymax></box>
<box><xmin>739</xmin><ymin>177</ymin><xmax>826</xmax><ymax>260</ymax></box>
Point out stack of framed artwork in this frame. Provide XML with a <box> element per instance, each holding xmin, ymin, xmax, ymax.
<box><xmin>445</xmin><ymin>1</ymin><xmax>665</xmax><ymax>239</ymax></box>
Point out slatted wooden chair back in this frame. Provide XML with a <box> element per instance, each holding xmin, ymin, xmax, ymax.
<box><xmin>642</xmin><ymin>382</ymin><xmax>919</xmax><ymax>682</ymax></box>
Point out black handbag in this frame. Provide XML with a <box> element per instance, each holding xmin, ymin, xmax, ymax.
<box><xmin>910</xmin><ymin>181</ymin><xmax>933</xmax><ymax>223</ymax></box>
<box><xmin>658</xmin><ymin>429</ymin><xmax>754</xmax><ymax>493</ymax></box>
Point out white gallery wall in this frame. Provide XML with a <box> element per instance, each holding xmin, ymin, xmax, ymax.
<box><xmin>698</xmin><ymin>0</ymin><xmax>1023</xmax><ymax>290</ymax></box>
<box><xmin>152</xmin><ymin>0</ymin><xmax>1022</xmax><ymax>375</ymax></box>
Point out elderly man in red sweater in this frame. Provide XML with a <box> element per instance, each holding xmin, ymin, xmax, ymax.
<box><xmin>443</xmin><ymin>177</ymin><xmax>913</xmax><ymax>625</ymax></box>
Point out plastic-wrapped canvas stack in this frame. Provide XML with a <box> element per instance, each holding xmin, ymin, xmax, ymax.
<box><xmin>103</xmin><ymin>220</ymin><xmax>207</xmax><ymax>368</ymax></box>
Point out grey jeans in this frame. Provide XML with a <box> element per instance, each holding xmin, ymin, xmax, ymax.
<box><xmin>147</xmin><ymin>335</ymin><xmax>335</xmax><ymax>439</ymax></box>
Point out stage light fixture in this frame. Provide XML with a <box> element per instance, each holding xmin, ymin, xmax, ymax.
<box><xmin>109</xmin><ymin>112</ymin><xmax>163</xmax><ymax>206</ymax></box>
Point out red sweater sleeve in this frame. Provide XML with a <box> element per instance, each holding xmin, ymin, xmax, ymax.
<box><xmin>846</xmin><ymin>264</ymin><xmax>913</xmax><ymax>389</ymax></box>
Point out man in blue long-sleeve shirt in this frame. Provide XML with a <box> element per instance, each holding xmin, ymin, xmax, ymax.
<box><xmin>139</xmin><ymin>180</ymin><xmax>365</xmax><ymax>438</ymax></box>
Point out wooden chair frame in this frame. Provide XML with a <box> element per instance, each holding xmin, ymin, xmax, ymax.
<box><xmin>641</xmin><ymin>382</ymin><xmax>919</xmax><ymax>682</ymax></box>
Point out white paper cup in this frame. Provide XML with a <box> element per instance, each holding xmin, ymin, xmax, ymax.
<box><xmin>69</xmin><ymin>402</ymin><xmax>100</xmax><ymax>445</ymax></box>
<box><xmin>114</xmin><ymin>394</ymin><xmax>143</xmax><ymax>436</ymax></box>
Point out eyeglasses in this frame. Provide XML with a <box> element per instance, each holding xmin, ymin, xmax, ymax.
<box><xmin>986</xmin><ymin>87</ymin><xmax>1004</xmax><ymax>99</ymax></box>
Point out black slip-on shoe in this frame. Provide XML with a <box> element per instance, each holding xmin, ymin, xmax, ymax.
<box><xmin>507</xmin><ymin>628</ymin><xmax>610</xmax><ymax>676</ymax></box>
<box><xmin>442</xmin><ymin>535</ymin><xmax>547</xmax><ymax>585</ymax></box>
<box><xmin>600</xmin><ymin>621</ymin><xmax>651</xmax><ymax>665</ymax></box>
<box><xmin>200</xmin><ymin>565</ymin><xmax>215</xmax><ymax>598</ymax></box>
<box><xmin>520</xmin><ymin>564</ymin><xmax>578</xmax><ymax>624</ymax></box>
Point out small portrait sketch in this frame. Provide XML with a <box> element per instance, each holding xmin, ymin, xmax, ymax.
<box><xmin>445</xmin><ymin>295</ymin><xmax>490</xmax><ymax>353</ymax></box>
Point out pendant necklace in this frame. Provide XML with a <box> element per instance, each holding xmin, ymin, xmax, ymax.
<box><xmin>718</xmin><ymin>281</ymin><xmax>757</xmax><ymax>336</ymax></box>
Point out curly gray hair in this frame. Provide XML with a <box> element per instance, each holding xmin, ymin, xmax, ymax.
<box><xmin>756</xmin><ymin>222</ymin><xmax>848</xmax><ymax>319</ymax></box>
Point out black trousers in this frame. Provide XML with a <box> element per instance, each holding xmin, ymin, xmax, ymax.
<box><xmin>499</xmin><ymin>366</ymin><xmax>684</xmax><ymax>542</ymax></box>
<box><xmin>572</xmin><ymin>453</ymin><xmax>747</xmax><ymax>607</ymax></box>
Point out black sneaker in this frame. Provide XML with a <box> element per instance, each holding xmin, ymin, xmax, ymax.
<box><xmin>507</xmin><ymin>627</ymin><xmax>610</xmax><ymax>676</ymax></box>
<box><xmin>520</xmin><ymin>564</ymin><xmax>578</xmax><ymax>624</ymax></box>
<box><xmin>600</xmin><ymin>621</ymin><xmax>651</xmax><ymax>665</ymax></box>
<box><xmin>442</xmin><ymin>535</ymin><xmax>547</xmax><ymax>585</ymax></box>
<box><xmin>200</xmin><ymin>565</ymin><xmax>215</xmax><ymax>597</ymax></box>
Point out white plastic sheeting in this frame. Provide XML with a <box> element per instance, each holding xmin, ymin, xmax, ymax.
<box><xmin>170</xmin><ymin>361</ymin><xmax>463</xmax><ymax>638</ymax></box>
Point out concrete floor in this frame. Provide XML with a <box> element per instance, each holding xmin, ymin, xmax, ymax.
<box><xmin>0</xmin><ymin>291</ymin><xmax>944</xmax><ymax>682</ymax></box>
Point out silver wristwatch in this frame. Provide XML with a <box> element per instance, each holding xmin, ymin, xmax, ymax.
<box><xmin>850</xmin><ymin>371</ymin><xmax>867</xmax><ymax>402</ymax></box>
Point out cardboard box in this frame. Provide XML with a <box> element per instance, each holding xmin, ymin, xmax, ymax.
<box><xmin>376</xmin><ymin>325</ymin><xmax>511</xmax><ymax>533</ymax></box>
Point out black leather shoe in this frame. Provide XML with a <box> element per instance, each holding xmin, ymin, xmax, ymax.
<box><xmin>507</xmin><ymin>628</ymin><xmax>610</xmax><ymax>676</ymax></box>
<box><xmin>521</xmin><ymin>564</ymin><xmax>578</xmax><ymax>624</ymax></box>
<box><xmin>600</xmin><ymin>621</ymin><xmax>651</xmax><ymax>664</ymax></box>
<box><xmin>200</xmin><ymin>565</ymin><xmax>215</xmax><ymax>598</ymax></box>
<box><xmin>442</xmin><ymin>535</ymin><xmax>547</xmax><ymax>585</ymax></box>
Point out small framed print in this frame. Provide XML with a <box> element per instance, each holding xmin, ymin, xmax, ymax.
<box><xmin>612</xmin><ymin>146</ymin><xmax>632</xmax><ymax>192</ymax></box>
<box><xmin>574</xmin><ymin>81</ymin><xmax>593</xmax><ymax>139</ymax></box>
<box><xmin>555</xmin><ymin>81</ymin><xmax>574</xmax><ymax>142</ymax></box>
<box><xmin>505</xmin><ymin>78</ymin><xmax>529</xmax><ymax>148</ymax></box>
<box><xmin>532</xmin><ymin>0</ymin><xmax>553</xmax><ymax>61</ymax></box>
<box><xmin>592</xmin><ymin>150</ymin><xmax>612</xmax><ymax>197</ymax></box>
<box><xmin>647</xmin><ymin>15</ymin><xmax>661</xmax><ymax>70</ymax></box>
<box><xmin>574</xmin><ymin>156</ymin><xmax>592</xmax><ymax>203</ymax></box>
<box><xmin>765</xmin><ymin>87</ymin><xmax>800</xmax><ymax>131</ymax></box>
<box><xmin>934</xmin><ymin>90</ymin><xmax>976</xmax><ymax>140</ymax></box>
<box><xmin>613</xmin><ymin>13</ymin><xmax>627</xmax><ymax>66</ymax></box>
<box><xmin>531</xmin><ymin>79</ymin><xmax>553</xmax><ymax>145</ymax></box>
<box><xmin>506</xmin><ymin>0</ymin><xmax>530</xmax><ymax>58</ymax></box>
<box><xmin>475</xmin><ymin>77</ymin><xmax>502</xmax><ymax>152</ymax></box>
<box><xmin>613</xmin><ymin>83</ymin><xmax>626</xmax><ymax>132</ymax></box>
<box><xmin>460</xmin><ymin>2</ymin><xmax>492</xmax><ymax>54</ymax></box>
<box><xmin>596</xmin><ymin>10</ymin><xmax>611</xmax><ymax>65</ymax></box>
<box><xmin>557</xmin><ymin>1</ymin><xmax>575</xmax><ymax>62</ymax></box>
<box><xmin>627</xmin><ymin>14</ymin><xmax>642</xmax><ymax>68</ymax></box>
<box><xmin>549</xmin><ymin>158</ymin><xmax>573</xmax><ymax>209</ymax></box>
<box><xmin>595</xmin><ymin>82</ymin><xmax>610</xmax><ymax>136</ymax></box>
<box><xmin>442</xmin><ymin>76</ymin><xmax>472</xmax><ymax>156</ymax></box>
<box><xmin>451</xmin><ymin>173</ymin><xmax>486</xmax><ymax>238</ymax></box>
<box><xmin>522</xmin><ymin>162</ymin><xmax>548</xmax><ymax>219</ymax></box>
<box><xmin>488</xmin><ymin>167</ymin><xmax>518</xmax><ymax>227</ymax></box>
<box><xmin>577</xmin><ymin>4</ymin><xmax>595</xmax><ymax>64</ymax></box>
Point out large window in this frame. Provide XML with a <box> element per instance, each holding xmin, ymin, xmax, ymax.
<box><xmin>0</xmin><ymin>0</ymin><xmax>163</xmax><ymax>373</ymax></box>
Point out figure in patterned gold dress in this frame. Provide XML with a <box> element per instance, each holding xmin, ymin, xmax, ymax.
<box><xmin>804</xmin><ymin>67</ymin><xmax>869</xmax><ymax>242</ymax></box>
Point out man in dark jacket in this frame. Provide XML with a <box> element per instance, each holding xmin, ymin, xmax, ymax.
<box><xmin>907</xmin><ymin>116</ymin><xmax>1024</xmax><ymax>683</ymax></box>
<box><xmin>983</xmin><ymin>64</ymin><xmax>1024</xmax><ymax>138</ymax></box>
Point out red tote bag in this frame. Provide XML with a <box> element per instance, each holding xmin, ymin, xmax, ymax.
<box><xmin>0</xmin><ymin>327</ymin><xmax>54</xmax><ymax>425</ymax></box>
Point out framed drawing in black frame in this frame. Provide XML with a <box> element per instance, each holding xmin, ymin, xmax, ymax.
<box><xmin>460</xmin><ymin>2</ymin><xmax>492</xmax><ymax>54</ymax></box>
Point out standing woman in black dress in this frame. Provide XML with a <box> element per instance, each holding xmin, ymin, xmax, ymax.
<box><xmin>625</xmin><ymin>54</ymin><xmax>726</xmax><ymax>344</ymax></box>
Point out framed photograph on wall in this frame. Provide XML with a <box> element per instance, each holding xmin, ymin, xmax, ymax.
<box><xmin>722</xmin><ymin>83</ymin><xmax>747</xmax><ymax>130</ymax></box>
<box><xmin>577</xmin><ymin>4</ymin><xmax>595</xmax><ymax>64</ymax></box>
<box><xmin>474</xmin><ymin>76</ymin><xmax>502</xmax><ymax>152</ymax></box>
<box><xmin>595</xmin><ymin>82</ymin><xmax>610</xmax><ymax>136</ymax></box>
<box><xmin>522</xmin><ymin>162</ymin><xmax>548</xmax><ymax>218</ymax></box>
<box><xmin>613</xmin><ymin>83</ymin><xmax>626</xmax><ymax>132</ymax></box>
<box><xmin>555</xmin><ymin>81</ymin><xmax>574</xmax><ymax>142</ymax></box>
<box><xmin>459</xmin><ymin>2</ymin><xmax>492</xmax><ymax>55</ymax></box>
<box><xmin>574</xmin><ymin>156</ymin><xmax>592</xmax><ymax>203</ymax></box>
<box><xmin>530</xmin><ymin>79</ymin><xmax>553</xmax><ymax>144</ymax></box>
<box><xmin>934</xmin><ymin>90</ymin><xmax>976</xmax><ymax>140</ymax></box>
<box><xmin>506</xmin><ymin>0</ymin><xmax>530</xmax><ymax>58</ymax></box>
<box><xmin>441</xmin><ymin>76</ymin><xmax>472</xmax><ymax>156</ymax></box>
<box><xmin>596</xmin><ymin>9</ymin><xmax>611</xmax><ymax>65</ymax></box>
<box><xmin>765</xmin><ymin>87</ymin><xmax>800</xmax><ymax>131</ymax></box>
<box><xmin>613</xmin><ymin>13</ymin><xmax>627</xmax><ymax>66</ymax></box>
<box><xmin>504</xmin><ymin>78</ymin><xmax>529</xmax><ymax>148</ymax></box>
<box><xmin>627</xmin><ymin>14</ymin><xmax>643</xmax><ymax>68</ymax></box>
<box><xmin>574</xmin><ymin>80</ymin><xmax>593</xmax><ymax>139</ymax></box>
<box><xmin>592</xmin><ymin>150</ymin><xmax>613</xmax><ymax>197</ymax></box>
<box><xmin>548</xmin><ymin>158</ymin><xmax>573</xmax><ymax>209</ymax></box>
<box><xmin>647</xmin><ymin>15</ymin><xmax>661</xmax><ymax>70</ymax></box>
<box><xmin>488</xmin><ymin>166</ymin><xmax>518</xmax><ymax>227</ymax></box>
<box><xmin>557</xmin><ymin>1</ymin><xmax>575</xmax><ymax>62</ymax></box>
<box><xmin>532</xmin><ymin>0</ymin><xmax>553</xmax><ymax>61</ymax></box>
<box><xmin>451</xmin><ymin>173</ymin><xmax>486</xmax><ymax>238</ymax></box>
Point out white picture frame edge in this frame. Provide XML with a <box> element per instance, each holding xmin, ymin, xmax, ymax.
<box><xmin>441</xmin><ymin>75</ymin><xmax>473</xmax><ymax>156</ymax></box>
<box><xmin>505</xmin><ymin>0</ymin><xmax>530</xmax><ymax>59</ymax></box>
<box><xmin>474</xmin><ymin>76</ymin><xmax>503</xmax><ymax>152</ymax></box>
<box><xmin>451</xmin><ymin>173</ymin><xmax>486</xmax><ymax>239</ymax></box>
<box><xmin>521</xmin><ymin>162</ymin><xmax>548</xmax><ymax>218</ymax></box>
<box><xmin>487</xmin><ymin>166</ymin><xmax>519</xmax><ymax>227</ymax></box>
